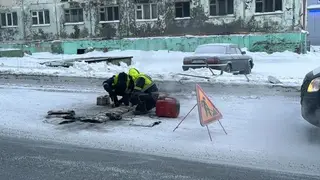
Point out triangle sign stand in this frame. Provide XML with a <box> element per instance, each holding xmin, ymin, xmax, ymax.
<box><xmin>173</xmin><ymin>84</ymin><xmax>227</xmax><ymax>141</ymax></box>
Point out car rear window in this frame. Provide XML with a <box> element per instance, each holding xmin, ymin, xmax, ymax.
<box><xmin>195</xmin><ymin>45</ymin><xmax>226</xmax><ymax>54</ymax></box>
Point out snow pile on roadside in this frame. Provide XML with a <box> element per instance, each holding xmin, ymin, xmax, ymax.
<box><xmin>0</xmin><ymin>50</ymin><xmax>192</xmax><ymax>80</ymax></box>
<box><xmin>310</xmin><ymin>46</ymin><xmax>320</xmax><ymax>53</ymax></box>
<box><xmin>0</xmin><ymin>49</ymin><xmax>319</xmax><ymax>86</ymax></box>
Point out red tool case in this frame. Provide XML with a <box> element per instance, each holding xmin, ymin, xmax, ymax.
<box><xmin>156</xmin><ymin>97</ymin><xmax>180</xmax><ymax>118</ymax></box>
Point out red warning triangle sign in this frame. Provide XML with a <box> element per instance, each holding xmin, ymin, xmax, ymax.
<box><xmin>196</xmin><ymin>84</ymin><xmax>223</xmax><ymax>126</ymax></box>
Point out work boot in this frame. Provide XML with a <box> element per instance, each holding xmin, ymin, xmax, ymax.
<box><xmin>133</xmin><ymin>110</ymin><xmax>148</xmax><ymax>115</ymax></box>
<box><xmin>123</xmin><ymin>98</ymin><xmax>130</xmax><ymax>106</ymax></box>
<box><xmin>119</xmin><ymin>98</ymin><xmax>130</xmax><ymax>106</ymax></box>
<box><xmin>114</xmin><ymin>100</ymin><xmax>120</xmax><ymax>107</ymax></box>
<box><xmin>134</xmin><ymin>103</ymin><xmax>148</xmax><ymax>115</ymax></box>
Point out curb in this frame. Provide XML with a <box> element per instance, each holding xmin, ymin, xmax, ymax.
<box><xmin>0</xmin><ymin>73</ymin><xmax>301</xmax><ymax>95</ymax></box>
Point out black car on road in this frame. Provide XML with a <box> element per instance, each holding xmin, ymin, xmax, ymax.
<box><xmin>301</xmin><ymin>67</ymin><xmax>320</xmax><ymax>127</ymax></box>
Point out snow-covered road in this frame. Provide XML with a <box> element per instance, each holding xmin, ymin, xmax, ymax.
<box><xmin>1</xmin><ymin>86</ymin><xmax>319</xmax><ymax>176</ymax></box>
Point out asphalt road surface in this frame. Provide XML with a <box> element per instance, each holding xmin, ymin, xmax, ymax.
<box><xmin>0</xmin><ymin>136</ymin><xmax>319</xmax><ymax>180</ymax></box>
<box><xmin>1</xmin><ymin>84</ymin><xmax>319</xmax><ymax>179</ymax></box>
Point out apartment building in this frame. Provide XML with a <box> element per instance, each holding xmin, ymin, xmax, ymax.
<box><xmin>307</xmin><ymin>0</ymin><xmax>320</xmax><ymax>45</ymax></box>
<box><xmin>0</xmin><ymin>0</ymin><xmax>303</xmax><ymax>42</ymax></box>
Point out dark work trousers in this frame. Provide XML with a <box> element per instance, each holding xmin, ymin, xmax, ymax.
<box><xmin>130</xmin><ymin>83</ymin><xmax>159</xmax><ymax>113</ymax></box>
<box><xmin>134</xmin><ymin>93</ymin><xmax>159</xmax><ymax>113</ymax></box>
<box><xmin>119</xmin><ymin>94</ymin><xmax>130</xmax><ymax>106</ymax></box>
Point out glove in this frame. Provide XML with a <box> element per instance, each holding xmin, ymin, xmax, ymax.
<box><xmin>114</xmin><ymin>100</ymin><xmax>120</xmax><ymax>107</ymax></box>
<box><xmin>119</xmin><ymin>97</ymin><xmax>129</xmax><ymax>106</ymax></box>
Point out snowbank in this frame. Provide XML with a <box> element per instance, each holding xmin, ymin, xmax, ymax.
<box><xmin>310</xmin><ymin>46</ymin><xmax>320</xmax><ymax>53</ymax></box>
<box><xmin>0</xmin><ymin>49</ymin><xmax>319</xmax><ymax>87</ymax></box>
<box><xmin>307</xmin><ymin>4</ymin><xmax>320</xmax><ymax>9</ymax></box>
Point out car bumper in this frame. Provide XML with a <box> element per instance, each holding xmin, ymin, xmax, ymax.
<box><xmin>182</xmin><ymin>64</ymin><xmax>227</xmax><ymax>70</ymax></box>
<box><xmin>301</xmin><ymin>91</ymin><xmax>320</xmax><ymax>127</ymax></box>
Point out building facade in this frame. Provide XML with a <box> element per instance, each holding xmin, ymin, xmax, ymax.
<box><xmin>0</xmin><ymin>0</ymin><xmax>302</xmax><ymax>42</ymax></box>
<box><xmin>307</xmin><ymin>0</ymin><xmax>320</xmax><ymax>45</ymax></box>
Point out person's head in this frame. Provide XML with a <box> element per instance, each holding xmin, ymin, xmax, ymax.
<box><xmin>117</xmin><ymin>72</ymin><xmax>129</xmax><ymax>92</ymax></box>
<box><xmin>128</xmin><ymin>68</ymin><xmax>140</xmax><ymax>81</ymax></box>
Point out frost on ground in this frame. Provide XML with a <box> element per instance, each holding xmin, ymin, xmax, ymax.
<box><xmin>1</xmin><ymin>87</ymin><xmax>320</xmax><ymax>175</ymax></box>
<box><xmin>0</xmin><ymin>48</ymin><xmax>319</xmax><ymax>86</ymax></box>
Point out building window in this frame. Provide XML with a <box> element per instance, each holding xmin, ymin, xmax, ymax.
<box><xmin>135</xmin><ymin>3</ymin><xmax>158</xmax><ymax>20</ymax></box>
<box><xmin>31</xmin><ymin>10</ymin><xmax>50</xmax><ymax>25</ymax></box>
<box><xmin>209</xmin><ymin>0</ymin><xmax>234</xmax><ymax>16</ymax></box>
<box><xmin>175</xmin><ymin>2</ymin><xmax>190</xmax><ymax>18</ymax></box>
<box><xmin>1</xmin><ymin>12</ymin><xmax>18</xmax><ymax>27</ymax></box>
<box><xmin>64</xmin><ymin>9</ymin><xmax>83</xmax><ymax>23</ymax></box>
<box><xmin>255</xmin><ymin>0</ymin><xmax>282</xmax><ymax>13</ymax></box>
<box><xmin>100</xmin><ymin>6</ymin><xmax>119</xmax><ymax>22</ymax></box>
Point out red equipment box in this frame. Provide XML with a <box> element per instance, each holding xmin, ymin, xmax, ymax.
<box><xmin>156</xmin><ymin>97</ymin><xmax>180</xmax><ymax>118</ymax></box>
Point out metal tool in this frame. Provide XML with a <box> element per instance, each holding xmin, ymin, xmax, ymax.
<box><xmin>129</xmin><ymin>121</ymin><xmax>162</xmax><ymax>127</ymax></box>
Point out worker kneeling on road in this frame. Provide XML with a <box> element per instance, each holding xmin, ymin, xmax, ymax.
<box><xmin>102</xmin><ymin>72</ymin><xmax>134</xmax><ymax>107</ymax></box>
<box><xmin>129</xmin><ymin>68</ymin><xmax>159</xmax><ymax>114</ymax></box>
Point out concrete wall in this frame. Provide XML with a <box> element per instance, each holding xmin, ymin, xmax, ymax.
<box><xmin>0</xmin><ymin>32</ymin><xmax>307</xmax><ymax>54</ymax></box>
<box><xmin>307</xmin><ymin>0</ymin><xmax>320</xmax><ymax>45</ymax></box>
<box><xmin>61</xmin><ymin>32</ymin><xmax>307</xmax><ymax>54</ymax></box>
<box><xmin>0</xmin><ymin>0</ymin><xmax>303</xmax><ymax>42</ymax></box>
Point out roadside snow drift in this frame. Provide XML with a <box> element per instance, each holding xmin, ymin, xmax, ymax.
<box><xmin>0</xmin><ymin>49</ymin><xmax>319</xmax><ymax>87</ymax></box>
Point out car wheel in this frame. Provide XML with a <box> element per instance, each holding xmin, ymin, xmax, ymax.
<box><xmin>224</xmin><ymin>64</ymin><xmax>232</xmax><ymax>73</ymax></box>
<box><xmin>182</xmin><ymin>67</ymin><xmax>189</xmax><ymax>71</ymax></box>
<box><xmin>243</xmin><ymin>61</ymin><xmax>252</xmax><ymax>74</ymax></box>
<box><xmin>249</xmin><ymin>61</ymin><xmax>253</xmax><ymax>69</ymax></box>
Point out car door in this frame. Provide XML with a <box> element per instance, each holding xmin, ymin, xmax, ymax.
<box><xmin>231</xmin><ymin>46</ymin><xmax>248</xmax><ymax>70</ymax></box>
<box><xmin>227</xmin><ymin>46</ymin><xmax>242</xmax><ymax>71</ymax></box>
<box><xmin>236</xmin><ymin>47</ymin><xmax>251</xmax><ymax>70</ymax></box>
<box><xmin>217</xmin><ymin>46</ymin><xmax>233</xmax><ymax>65</ymax></box>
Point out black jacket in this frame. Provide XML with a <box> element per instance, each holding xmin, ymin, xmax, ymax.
<box><xmin>103</xmin><ymin>72</ymin><xmax>134</xmax><ymax>96</ymax></box>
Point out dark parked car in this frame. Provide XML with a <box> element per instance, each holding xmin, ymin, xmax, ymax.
<box><xmin>182</xmin><ymin>43</ymin><xmax>254</xmax><ymax>74</ymax></box>
<box><xmin>301</xmin><ymin>67</ymin><xmax>320</xmax><ymax>127</ymax></box>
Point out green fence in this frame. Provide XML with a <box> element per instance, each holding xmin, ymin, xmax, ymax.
<box><xmin>0</xmin><ymin>32</ymin><xmax>308</xmax><ymax>55</ymax></box>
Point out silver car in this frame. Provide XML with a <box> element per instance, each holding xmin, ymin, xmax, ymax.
<box><xmin>182</xmin><ymin>43</ymin><xmax>254</xmax><ymax>74</ymax></box>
